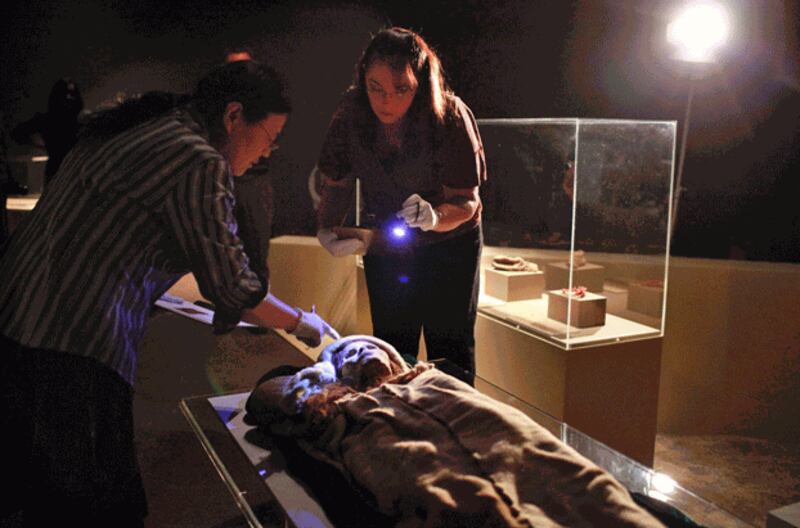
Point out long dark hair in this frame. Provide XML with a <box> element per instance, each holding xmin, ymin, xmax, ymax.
<box><xmin>353</xmin><ymin>27</ymin><xmax>452</xmax><ymax>125</ymax></box>
<box><xmin>83</xmin><ymin>61</ymin><xmax>290</xmax><ymax>147</ymax></box>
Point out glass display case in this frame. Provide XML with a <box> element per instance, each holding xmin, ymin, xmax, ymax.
<box><xmin>477</xmin><ymin>118</ymin><xmax>676</xmax><ymax>349</ymax></box>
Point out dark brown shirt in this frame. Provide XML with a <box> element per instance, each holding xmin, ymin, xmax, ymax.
<box><xmin>317</xmin><ymin>91</ymin><xmax>486</xmax><ymax>249</ymax></box>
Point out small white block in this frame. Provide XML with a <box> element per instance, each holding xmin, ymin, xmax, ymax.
<box><xmin>485</xmin><ymin>268</ymin><xmax>545</xmax><ymax>301</ymax></box>
<box><xmin>768</xmin><ymin>501</ymin><xmax>800</xmax><ymax>528</ymax></box>
<box><xmin>547</xmin><ymin>289</ymin><xmax>607</xmax><ymax>327</ymax></box>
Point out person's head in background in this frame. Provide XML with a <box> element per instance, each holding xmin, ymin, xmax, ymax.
<box><xmin>47</xmin><ymin>77</ymin><xmax>84</xmax><ymax>119</ymax></box>
<box><xmin>354</xmin><ymin>27</ymin><xmax>451</xmax><ymax>127</ymax></box>
<box><xmin>83</xmin><ymin>61</ymin><xmax>290</xmax><ymax>177</ymax></box>
<box><xmin>225</xmin><ymin>46</ymin><xmax>255</xmax><ymax>63</ymax></box>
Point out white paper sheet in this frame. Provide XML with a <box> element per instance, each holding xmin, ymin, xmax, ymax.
<box><xmin>155</xmin><ymin>293</ymin><xmax>255</xmax><ymax>328</ymax></box>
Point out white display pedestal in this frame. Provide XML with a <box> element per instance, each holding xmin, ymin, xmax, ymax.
<box><xmin>547</xmin><ymin>289</ymin><xmax>607</xmax><ymax>327</ymax></box>
<box><xmin>485</xmin><ymin>268</ymin><xmax>545</xmax><ymax>301</ymax></box>
<box><xmin>267</xmin><ymin>236</ymin><xmax>358</xmax><ymax>335</ymax></box>
<box><xmin>475</xmin><ymin>312</ymin><xmax>661</xmax><ymax>466</ymax></box>
<box><xmin>768</xmin><ymin>501</ymin><xmax>800</xmax><ymax>528</ymax></box>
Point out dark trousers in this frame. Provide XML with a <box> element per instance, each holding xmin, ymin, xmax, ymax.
<box><xmin>364</xmin><ymin>226</ymin><xmax>482</xmax><ymax>377</ymax></box>
<box><xmin>0</xmin><ymin>335</ymin><xmax>147</xmax><ymax>527</ymax></box>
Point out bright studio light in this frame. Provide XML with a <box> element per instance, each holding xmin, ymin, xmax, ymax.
<box><xmin>667</xmin><ymin>2</ymin><xmax>730</xmax><ymax>62</ymax></box>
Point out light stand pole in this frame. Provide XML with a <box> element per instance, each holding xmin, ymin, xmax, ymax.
<box><xmin>665</xmin><ymin>1</ymin><xmax>729</xmax><ymax>239</ymax></box>
<box><xmin>671</xmin><ymin>66</ymin><xmax>696</xmax><ymax>239</ymax></box>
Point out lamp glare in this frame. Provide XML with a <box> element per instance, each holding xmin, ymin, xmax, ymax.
<box><xmin>667</xmin><ymin>2</ymin><xmax>729</xmax><ymax>62</ymax></box>
<box><xmin>651</xmin><ymin>472</ymin><xmax>677</xmax><ymax>495</ymax></box>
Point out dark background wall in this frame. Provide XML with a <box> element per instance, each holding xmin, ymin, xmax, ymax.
<box><xmin>2</xmin><ymin>0</ymin><xmax>798</xmax><ymax>262</ymax></box>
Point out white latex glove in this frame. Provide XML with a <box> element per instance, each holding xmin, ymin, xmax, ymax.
<box><xmin>290</xmin><ymin>306</ymin><xmax>341</xmax><ymax>347</ymax></box>
<box><xmin>396</xmin><ymin>193</ymin><xmax>439</xmax><ymax>231</ymax></box>
<box><xmin>317</xmin><ymin>228</ymin><xmax>366</xmax><ymax>257</ymax></box>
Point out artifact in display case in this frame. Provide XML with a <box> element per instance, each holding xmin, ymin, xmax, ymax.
<box><xmin>484</xmin><ymin>255</ymin><xmax>544</xmax><ymax>301</ymax></box>
<box><xmin>477</xmin><ymin>118</ymin><xmax>676</xmax><ymax>348</ymax></box>
<box><xmin>544</xmin><ymin>249</ymin><xmax>605</xmax><ymax>292</ymax></box>
<box><xmin>547</xmin><ymin>286</ymin><xmax>607</xmax><ymax>328</ymax></box>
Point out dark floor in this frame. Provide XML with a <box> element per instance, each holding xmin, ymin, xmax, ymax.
<box><xmin>3</xmin><ymin>307</ymin><xmax>791</xmax><ymax>528</ymax></box>
<box><xmin>134</xmin><ymin>310</ymin><xmax>313</xmax><ymax>528</ymax></box>
<box><xmin>655</xmin><ymin>433</ymin><xmax>800</xmax><ymax>528</ymax></box>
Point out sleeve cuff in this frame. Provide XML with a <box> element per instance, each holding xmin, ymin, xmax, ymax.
<box><xmin>211</xmin><ymin>275</ymin><xmax>269</xmax><ymax>334</ymax></box>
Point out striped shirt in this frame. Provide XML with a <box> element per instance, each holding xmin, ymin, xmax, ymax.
<box><xmin>0</xmin><ymin>107</ymin><xmax>267</xmax><ymax>385</ymax></box>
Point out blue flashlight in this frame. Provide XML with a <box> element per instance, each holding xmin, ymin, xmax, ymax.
<box><xmin>391</xmin><ymin>224</ymin><xmax>409</xmax><ymax>239</ymax></box>
<box><xmin>383</xmin><ymin>219</ymin><xmax>414</xmax><ymax>249</ymax></box>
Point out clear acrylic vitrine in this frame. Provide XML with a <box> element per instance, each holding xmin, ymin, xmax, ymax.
<box><xmin>477</xmin><ymin>118</ymin><xmax>677</xmax><ymax>349</ymax></box>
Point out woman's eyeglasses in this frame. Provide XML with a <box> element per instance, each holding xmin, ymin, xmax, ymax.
<box><xmin>367</xmin><ymin>84</ymin><xmax>415</xmax><ymax>100</ymax></box>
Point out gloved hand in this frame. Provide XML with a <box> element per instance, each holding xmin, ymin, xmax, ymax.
<box><xmin>317</xmin><ymin>228</ymin><xmax>367</xmax><ymax>257</ymax></box>
<box><xmin>396</xmin><ymin>193</ymin><xmax>439</xmax><ymax>231</ymax></box>
<box><xmin>290</xmin><ymin>306</ymin><xmax>341</xmax><ymax>347</ymax></box>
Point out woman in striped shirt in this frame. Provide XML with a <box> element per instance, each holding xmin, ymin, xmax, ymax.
<box><xmin>0</xmin><ymin>61</ymin><xmax>337</xmax><ymax>526</ymax></box>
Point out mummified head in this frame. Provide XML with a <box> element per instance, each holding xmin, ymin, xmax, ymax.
<box><xmin>319</xmin><ymin>335</ymin><xmax>409</xmax><ymax>390</ymax></box>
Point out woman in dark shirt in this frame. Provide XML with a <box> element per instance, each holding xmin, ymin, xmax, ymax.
<box><xmin>316</xmin><ymin>27</ymin><xmax>487</xmax><ymax>376</ymax></box>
